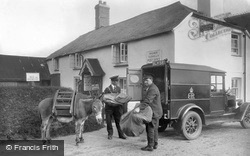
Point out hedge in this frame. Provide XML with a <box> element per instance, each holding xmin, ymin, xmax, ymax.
<box><xmin>0</xmin><ymin>86</ymin><xmax>103</xmax><ymax>140</ymax></box>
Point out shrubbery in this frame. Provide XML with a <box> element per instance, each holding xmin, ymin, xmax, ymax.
<box><xmin>0</xmin><ymin>86</ymin><xmax>103</xmax><ymax>140</ymax></box>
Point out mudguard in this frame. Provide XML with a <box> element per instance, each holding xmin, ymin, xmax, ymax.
<box><xmin>177</xmin><ymin>103</ymin><xmax>205</xmax><ymax>124</ymax></box>
<box><xmin>234</xmin><ymin>102</ymin><xmax>250</xmax><ymax>121</ymax></box>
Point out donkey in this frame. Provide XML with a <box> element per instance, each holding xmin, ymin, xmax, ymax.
<box><xmin>38</xmin><ymin>93</ymin><xmax>103</xmax><ymax>146</ymax></box>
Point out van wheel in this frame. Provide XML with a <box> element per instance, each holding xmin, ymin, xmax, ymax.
<box><xmin>181</xmin><ymin>111</ymin><xmax>202</xmax><ymax>140</ymax></box>
<box><xmin>240</xmin><ymin>111</ymin><xmax>250</xmax><ymax>129</ymax></box>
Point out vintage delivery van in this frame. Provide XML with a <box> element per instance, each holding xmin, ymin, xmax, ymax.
<box><xmin>126</xmin><ymin>59</ymin><xmax>250</xmax><ymax>140</ymax></box>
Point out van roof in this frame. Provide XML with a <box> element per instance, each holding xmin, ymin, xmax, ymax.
<box><xmin>142</xmin><ymin>62</ymin><xmax>226</xmax><ymax>74</ymax></box>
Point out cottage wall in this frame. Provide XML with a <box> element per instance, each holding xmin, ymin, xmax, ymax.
<box><xmin>174</xmin><ymin>15</ymin><xmax>246</xmax><ymax>100</ymax></box>
<box><xmin>246</xmin><ymin>36</ymin><xmax>250</xmax><ymax>101</ymax></box>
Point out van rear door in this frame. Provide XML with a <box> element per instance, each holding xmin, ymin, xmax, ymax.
<box><xmin>126</xmin><ymin>68</ymin><xmax>142</xmax><ymax>101</ymax></box>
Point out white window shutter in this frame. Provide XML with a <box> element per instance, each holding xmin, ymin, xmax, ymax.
<box><xmin>120</xmin><ymin>43</ymin><xmax>125</xmax><ymax>62</ymax></box>
<box><xmin>112</xmin><ymin>45</ymin><xmax>116</xmax><ymax>64</ymax></box>
<box><xmin>80</xmin><ymin>54</ymin><xmax>84</xmax><ymax>67</ymax></box>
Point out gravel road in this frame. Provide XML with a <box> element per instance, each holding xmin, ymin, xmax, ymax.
<box><xmin>57</xmin><ymin>122</ymin><xmax>250</xmax><ymax>156</ymax></box>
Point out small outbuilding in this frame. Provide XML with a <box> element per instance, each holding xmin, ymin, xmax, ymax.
<box><xmin>0</xmin><ymin>54</ymin><xmax>51</xmax><ymax>87</ymax></box>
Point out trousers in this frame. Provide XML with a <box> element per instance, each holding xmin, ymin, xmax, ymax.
<box><xmin>105</xmin><ymin>104</ymin><xmax>124</xmax><ymax>137</ymax></box>
<box><xmin>145</xmin><ymin>117</ymin><xmax>160</xmax><ymax>147</ymax></box>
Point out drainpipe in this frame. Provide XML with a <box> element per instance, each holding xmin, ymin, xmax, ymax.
<box><xmin>243</xmin><ymin>33</ymin><xmax>246</xmax><ymax>102</ymax></box>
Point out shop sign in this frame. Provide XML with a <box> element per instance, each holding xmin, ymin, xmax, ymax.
<box><xmin>146</xmin><ymin>50</ymin><xmax>162</xmax><ymax>63</ymax></box>
<box><xmin>188</xmin><ymin>17</ymin><xmax>231</xmax><ymax>41</ymax></box>
<box><xmin>200</xmin><ymin>24</ymin><xmax>214</xmax><ymax>32</ymax></box>
<box><xmin>26</xmin><ymin>73</ymin><xmax>40</xmax><ymax>81</ymax></box>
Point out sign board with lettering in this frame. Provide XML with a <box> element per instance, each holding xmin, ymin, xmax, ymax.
<box><xmin>26</xmin><ymin>73</ymin><xmax>40</xmax><ymax>81</ymax></box>
<box><xmin>200</xmin><ymin>24</ymin><xmax>214</xmax><ymax>32</ymax></box>
<box><xmin>146</xmin><ymin>50</ymin><xmax>162</xmax><ymax>63</ymax></box>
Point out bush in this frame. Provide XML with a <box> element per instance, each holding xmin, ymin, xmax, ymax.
<box><xmin>0</xmin><ymin>86</ymin><xmax>103</xmax><ymax>140</ymax></box>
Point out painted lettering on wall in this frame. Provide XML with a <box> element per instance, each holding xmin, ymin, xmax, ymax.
<box><xmin>188</xmin><ymin>17</ymin><xmax>231</xmax><ymax>41</ymax></box>
<box><xmin>146</xmin><ymin>50</ymin><xmax>162</xmax><ymax>63</ymax></box>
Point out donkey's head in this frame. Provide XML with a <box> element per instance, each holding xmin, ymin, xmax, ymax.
<box><xmin>92</xmin><ymin>98</ymin><xmax>103</xmax><ymax>124</ymax></box>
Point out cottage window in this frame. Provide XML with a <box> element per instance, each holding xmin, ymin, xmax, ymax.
<box><xmin>112</xmin><ymin>43</ymin><xmax>128</xmax><ymax>65</ymax></box>
<box><xmin>231</xmin><ymin>78</ymin><xmax>241</xmax><ymax>99</ymax></box>
<box><xmin>70</xmin><ymin>53</ymin><xmax>83</xmax><ymax>69</ymax></box>
<box><xmin>119</xmin><ymin>77</ymin><xmax>127</xmax><ymax>94</ymax></box>
<box><xmin>53</xmin><ymin>58</ymin><xmax>59</xmax><ymax>71</ymax></box>
<box><xmin>231</xmin><ymin>33</ymin><xmax>241</xmax><ymax>56</ymax></box>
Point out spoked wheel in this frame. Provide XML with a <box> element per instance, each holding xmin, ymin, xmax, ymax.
<box><xmin>240</xmin><ymin>111</ymin><xmax>250</xmax><ymax>129</ymax></box>
<box><xmin>181</xmin><ymin>111</ymin><xmax>202</xmax><ymax>140</ymax></box>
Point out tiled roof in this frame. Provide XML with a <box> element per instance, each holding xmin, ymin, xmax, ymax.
<box><xmin>0</xmin><ymin>54</ymin><xmax>50</xmax><ymax>82</ymax></box>
<box><xmin>80</xmin><ymin>58</ymin><xmax>105</xmax><ymax>76</ymax></box>
<box><xmin>47</xmin><ymin>2</ymin><xmax>193</xmax><ymax>59</ymax></box>
<box><xmin>224</xmin><ymin>12</ymin><xmax>250</xmax><ymax>34</ymax></box>
<box><xmin>47</xmin><ymin>2</ymin><xmax>246</xmax><ymax>60</ymax></box>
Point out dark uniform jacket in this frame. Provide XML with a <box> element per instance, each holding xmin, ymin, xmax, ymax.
<box><xmin>141</xmin><ymin>83</ymin><xmax>163</xmax><ymax>118</ymax></box>
<box><xmin>104</xmin><ymin>85</ymin><xmax>121</xmax><ymax>94</ymax></box>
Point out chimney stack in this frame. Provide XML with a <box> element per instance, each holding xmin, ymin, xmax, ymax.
<box><xmin>197</xmin><ymin>0</ymin><xmax>224</xmax><ymax>17</ymax></box>
<box><xmin>95</xmin><ymin>0</ymin><xmax>110</xmax><ymax>29</ymax></box>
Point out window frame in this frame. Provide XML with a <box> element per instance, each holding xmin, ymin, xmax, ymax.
<box><xmin>74</xmin><ymin>53</ymin><xmax>83</xmax><ymax>69</ymax></box>
<box><xmin>231</xmin><ymin>32</ymin><xmax>241</xmax><ymax>56</ymax></box>
<box><xmin>112</xmin><ymin>43</ymin><xmax>128</xmax><ymax>66</ymax></box>
<box><xmin>210</xmin><ymin>75</ymin><xmax>224</xmax><ymax>93</ymax></box>
<box><xmin>231</xmin><ymin>77</ymin><xmax>241</xmax><ymax>99</ymax></box>
<box><xmin>119</xmin><ymin>77</ymin><xmax>127</xmax><ymax>94</ymax></box>
<box><xmin>53</xmin><ymin>58</ymin><xmax>59</xmax><ymax>71</ymax></box>
<box><xmin>70</xmin><ymin>53</ymin><xmax>83</xmax><ymax>69</ymax></box>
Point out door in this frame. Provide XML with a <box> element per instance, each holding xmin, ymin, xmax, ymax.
<box><xmin>210</xmin><ymin>75</ymin><xmax>225</xmax><ymax>113</ymax></box>
<box><xmin>126</xmin><ymin>68</ymin><xmax>142</xmax><ymax>101</ymax></box>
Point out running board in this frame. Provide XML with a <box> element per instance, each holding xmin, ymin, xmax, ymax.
<box><xmin>205</xmin><ymin>113</ymin><xmax>239</xmax><ymax>125</ymax></box>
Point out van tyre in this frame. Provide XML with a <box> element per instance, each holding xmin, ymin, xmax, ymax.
<box><xmin>240</xmin><ymin>111</ymin><xmax>250</xmax><ymax>129</ymax></box>
<box><xmin>181</xmin><ymin>111</ymin><xmax>202</xmax><ymax>140</ymax></box>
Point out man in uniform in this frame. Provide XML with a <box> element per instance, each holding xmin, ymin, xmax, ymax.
<box><xmin>104</xmin><ymin>75</ymin><xmax>126</xmax><ymax>140</ymax></box>
<box><xmin>140</xmin><ymin>74</ymin><xmax>163</xmax><ymax>151</ymax></box>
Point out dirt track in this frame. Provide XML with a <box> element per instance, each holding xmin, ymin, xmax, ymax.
<box><xmin>57</xmin><ymin>122</ymin><xmax>250</xmax><ymax>156</ymax></box>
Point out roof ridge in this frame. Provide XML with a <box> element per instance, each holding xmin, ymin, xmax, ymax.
<box><xmin>226</xmin><ymin>11</ymin><xmax>250</xmax><ymax>18</ymax></box>
<box><xmin>0</xmin><ymin>54</ymin><xmax>46</xmax><ymax>59</ymax></box>
<box><xmin>77</xmin><ymin>2</ymin><xmax>183</xmax><ymax>38</ymax></box>
<box><xmin>47</xmin><ymin>1</ymin><xmax>191</xmax><ymax>59</ymax></box>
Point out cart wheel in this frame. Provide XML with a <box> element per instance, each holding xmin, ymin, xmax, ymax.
<box><xmin>240</xmin><ymin>111</ymin><xmax>250</xmax><ymax>129</ymax></box>
<box><xmin>181</xmin><ymin>111</ymin><xmax>202</xmax><ymax>140</ymax></box>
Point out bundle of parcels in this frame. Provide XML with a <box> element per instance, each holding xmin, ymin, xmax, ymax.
<box><xmin>120</xmin><ymin>104</ymin><xmax>153</xmax><ymax>137</ymax></box>
<box><xmin>102</xmin><ymin>93</ymin><xmax>132</xmax><ymax>106</ymax></box>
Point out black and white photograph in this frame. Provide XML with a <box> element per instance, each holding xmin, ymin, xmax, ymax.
<box><xmin>0</xmin><ymin>0</ymin><xmax>250</xmax><ymax>155</ymax></box>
